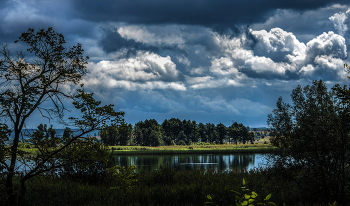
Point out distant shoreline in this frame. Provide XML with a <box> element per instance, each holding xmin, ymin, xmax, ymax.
<box><xmin>107</xmin><ymin>144</ymin><xmax>275</xmax><ymax>155</ymax></box>
<box><xmin>9</xmin><ymin>142</ymin><xmax>275</xmax><ymax>156</ymax></box>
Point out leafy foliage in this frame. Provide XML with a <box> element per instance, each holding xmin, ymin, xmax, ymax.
<box><xmin>106</xmin><ymin>165</ymin><xmax>138</xmax><ymax>194</ymax></box>
<box><xmin>206</xmin><ymin>178</ymin><xmax>276</xmax><ymax>206</ymax></box>
<box><xmin>0</xmin><ymin>28</ymin><xmax>124</xmax><ymax>206</ymax></box>
<box><xmin>267</xmin><ymin>79</ymin><xmax>350</xmax><ymax>204</ymax></box>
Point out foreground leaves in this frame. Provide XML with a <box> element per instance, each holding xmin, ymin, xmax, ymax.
<box><xmin>206</xmin><ymin>178</ymin><xmax>276</xmax><ymax>206</ymax></box>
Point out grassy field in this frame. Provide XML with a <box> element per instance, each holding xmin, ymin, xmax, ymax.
<box><xmin>108</xmin><ymin>143</ymin><xmax>275</xmax><ymax>155</ymax></box>
<box><xmin>11</xmin><ymin>140</ymin><xmax>275</xmax><ymax>156</ymax></box>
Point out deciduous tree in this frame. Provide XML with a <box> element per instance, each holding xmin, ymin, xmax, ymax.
<box><xmin>0</xmin><ymin>28</ymin><xmax>124</xmax><ymax>205</ymax></box>
<box><xmin>268</xmin><ymin>79</ymin><xmax>350</xmax><ymax>204</ymax></box>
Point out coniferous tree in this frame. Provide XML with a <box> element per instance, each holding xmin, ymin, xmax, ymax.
<box><xmin>228</xmin><ymin>122</ymin><xmax>239</xmax><ymax>144</ymax></box>
<box><xmin>177</xmin><ymin>130</ymin><xmax>187</xmax><ymax>145</ymax></box>
<box><xmin>190</xmin><ymin>120</ymin><xmax>199</xmax><ymax>143</ymax></box>
<box><xmin>198</xmin><ymin>123</ymin><xmax>208</xmax><ymax>143</ymax></box>
<box><xmin>206</xmin><ymin>123</ymin><xmax>216</xmax><ymax>143</ymax></box>
<box><xmin>216</xmin><ymin>123</ymin><xmax>227</xmax><ymax>144</ymax></box>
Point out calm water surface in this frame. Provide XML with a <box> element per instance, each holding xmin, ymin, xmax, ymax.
<box><xmin>110</xmin><ymin>153</ymin><xmax>269</xmax><ymax>172</ymax></box>
<box><xmin>6</xmin><ymin>153</ymin><xmax>270</xmax><ymax>173</ymax></box>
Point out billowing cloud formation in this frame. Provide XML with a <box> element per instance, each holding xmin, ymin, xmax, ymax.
<box><xmin>206</xmin><ymin>27</ymin><xmax>347</xmax><ymax>80</ymax></box>
<box><xmin>1</xmin><ymin>0</ymin><xmax>350</xmax><ymax>128</ymax></box>
<box><xmin>298</xmin><ymin>55</ymin><xmax>346</xmax><ymax>79</ymax></box>
<box><xmin>96</xmin><ymin>23</ymin><xmax>349</xmax><ymax>84</ymax></box>
<box><xmin>329</xmin><ymin>8</ymin><xmax>350</xmax><ymax>35</ymax></box>
<box><xmin>84</xmin><ymin>51</ymin><xmax>186</xmax><ymax>90</ymax></box>
<box><xmin>306</xmin><ymin>31</ymin><xmax>347</xmax><ymax>61</ymax></box>
<box><xmin>244</xmin><ymin>56</ymin><xmax>291</xmax><ymax>77</ymax></box>
<box><xmin>251</xmin><ymin>28</ymin><xmax>306</xmax><ymax>64</ymax></box>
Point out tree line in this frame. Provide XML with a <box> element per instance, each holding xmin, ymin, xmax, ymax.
<box><xmin>100</xmin><ymin>118</ymin><xmax>255</xmax><ymax>146</ymax></box>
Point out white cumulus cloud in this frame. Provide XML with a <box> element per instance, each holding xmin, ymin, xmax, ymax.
<box><xmin>329</xmin><ymin>9</ymin><xmax>349</xmax><ymax>36</ymax></box>
<box><xmin>306</xmin><ymin>31</ymin><xmax>347</xmax><ymax>62</ymax></box>
<box><xmin>251</xmin><ymin>28</ymin><xmax>306</xmax><ymax>56</ymax></box>
<box><xmin>243</xmin><ymin>56</ymin><xmax>291</xmax><ymax>76</ymax></box>
<box><xmin>83</xmin><ymin>51</ymin><xmax>186</xmax><ymax>91</ymax></box>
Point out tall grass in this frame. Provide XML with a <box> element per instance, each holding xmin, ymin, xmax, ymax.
<box><xmin>21</xmin><ymin>167</ymin><xmax>270</xmax><ymax>206</ymax></box>
<box><xmin>3</xmin><ymin>164</ymin><xmax>339</xmax><ymax>206</ymax></box>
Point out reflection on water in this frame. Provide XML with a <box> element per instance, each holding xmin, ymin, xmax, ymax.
<box><xmin>110</xmin><ymin>153</ymin><xmax>268</xmax><ymax>172</ymax></box>
<box><xmin>3</xmin><ymin>159</ymin><xmax>36</xmax><ymax>174</ymax></box>
<box><xmin>5</xmin><ymin>153</ymin><xmax>269</xmax><ymax>174</ymax></box>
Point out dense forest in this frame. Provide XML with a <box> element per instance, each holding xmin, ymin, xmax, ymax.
<box><xmin>99</xmin><ymin>118</ymin><xmax>257</xmax><ymax>146</ymax></box>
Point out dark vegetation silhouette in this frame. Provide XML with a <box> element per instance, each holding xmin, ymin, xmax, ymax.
<box><xmin>267</xmin><ymin>78</ymin><xmax>350</xmax><ymax>205</ymax></box>
<box><xmin>0</xmin><ymin>28</ymin><xmax>124</xmax><ymax>205</ymax></box>
<box><xmin>101</xmin><ymin>118</ymin><xmax>255</xmax><ymax>146</ymax></box>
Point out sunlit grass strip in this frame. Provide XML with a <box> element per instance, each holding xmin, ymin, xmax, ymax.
<box><xmin>108</xmin><ymin>143</ymin><xmax>273</xmax><ymax>150</ymax></box>
<box><xmin>109</xmin><ymin>145</ymin><xmax>276</xmax><ymax>155</ymax></box>
<box><xmin>17</xmin><ymin>143</ymin><xmax>276</xmax><ymax>156</ymax></box>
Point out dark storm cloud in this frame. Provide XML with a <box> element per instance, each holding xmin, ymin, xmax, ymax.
<box><xmin>0</xmin><ymin>0</ymin><xmax>98</xmax><ymax>46</ymax></box>
<box><xmin>250</xmin><ymin>6</ymin><xmax>345</xmax><ymax>42</ymax></box>
<box><xmin>72</xmin><ymin>0</ymin><xmax>348</xmax><ymax>26</ymax></box>
<box><xmin>180</xmin><ymin>26</ymin><xmax>222</xmax><ymax>52</ymax></box>
<box><xmin>99</xmin><ymin>28</ymin><xmax>160</xmax><ymax>56</ymax></box>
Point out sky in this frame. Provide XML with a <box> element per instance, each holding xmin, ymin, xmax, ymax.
<box><xmin>1</xmin><ymin>0</ymin><xmax>350</xmax><ymax>128</ymax></box>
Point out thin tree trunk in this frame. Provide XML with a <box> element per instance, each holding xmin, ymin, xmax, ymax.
<box><xmin>6</xmin><ymin>128</ymin><xmax>20</xmax><ymax>206</ymax></box>
<box><xmin>18</xmin><ymin>178</ymin><xmax>27</xmax><ymax>206</ymax></box>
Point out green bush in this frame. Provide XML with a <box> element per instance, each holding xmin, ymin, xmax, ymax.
<box><xmin>106</xmin><ymin>165</ymin><xmax>138</xmax><ymax>194</ymax></box>
<box><xmin>205</xmin><ymin>178</ymin><xmax>276</xmax><ymax>206</ymax></box>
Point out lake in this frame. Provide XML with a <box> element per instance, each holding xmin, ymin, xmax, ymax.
<box><xmin>5</xmin><ymin>153</ymin><xmax>270</xmax><ymax>173</ymax></box>
<box><xmin>110</xmin><ymin>153</ymin><xmax>269</xmax><ymax>172</ymax></box>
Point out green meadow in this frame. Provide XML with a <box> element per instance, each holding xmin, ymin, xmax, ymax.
<box><xmin>108</xmin><ymin>142</ymin><xmax>274</xmax><ymax>155</ymax></box>
<box><xmin>16</xmin><ymin>141</ymin><xmax>275</xmax><ymax>156</ymax></box>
